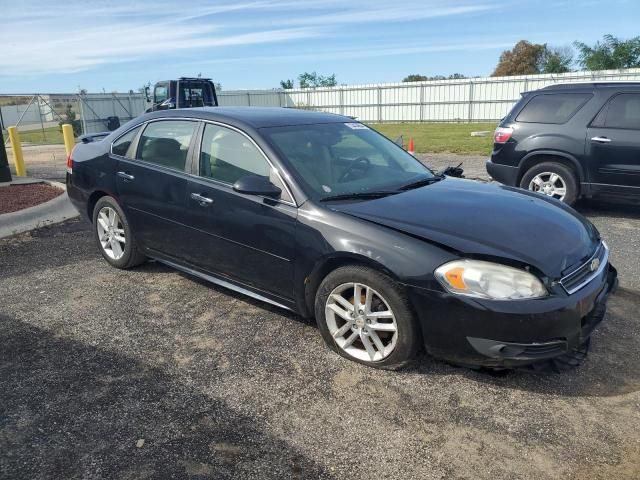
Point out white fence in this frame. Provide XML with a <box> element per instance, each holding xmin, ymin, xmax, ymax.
<box><xmin>3</xmin><ymin>68</ymin><xmax>640</xmax><ymax>135</ymax></box>
<box><xmin>219</xmin><ymin>68</ymin><xmax>640</xmax><ymax>123</ymax></box>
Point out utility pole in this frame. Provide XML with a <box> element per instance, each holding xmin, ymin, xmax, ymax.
<box><xmin>0</xmin><ymin>129</ymin><xmax>12</xmax><ymax>182</ymax></box>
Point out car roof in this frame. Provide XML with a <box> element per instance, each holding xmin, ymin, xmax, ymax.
<box><xmin>532</xmin><ymin>81</ymin><xmax>640</xmax><ymax>93</ymax></box>
<box><xmin>143</xmin><ymin>106</ymin><xmax>351</xmax><ymax>129</ymax></box>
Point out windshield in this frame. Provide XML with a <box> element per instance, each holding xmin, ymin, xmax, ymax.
<box><xmin>261</xmin><ymin>122</ymin><xmax>434</xmax><ymax>200</ymax></box>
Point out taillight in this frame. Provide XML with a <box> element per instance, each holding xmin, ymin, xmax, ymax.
<box><xmin>66</xmin><ymin>146</ymin><xmax>75</xmax><ymax>174</ymax></box>
<box><xmin>494</xmin><ymin>127</ymin><xmax>514</xmax><ymax>144</ymax></box>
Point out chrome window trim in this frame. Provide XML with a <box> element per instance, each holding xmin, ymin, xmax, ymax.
<box><xmin>560</xmin><ymin>242</ymin><xmax>609</xmax><ymax>295</ymax></box>
<box><xmin>132</xmin><ymin>117</ymin><xmax>200</xmax><ymax>174</ymax></box>
<box><xmin>197</xmin><ymin>119</ymin><xmax>297</xmax><ymax>207</ymax></box>
<box><xmin>111</xmin><ymin>118</ymin><xmax>199</xmax><ymax>170</ymax></box>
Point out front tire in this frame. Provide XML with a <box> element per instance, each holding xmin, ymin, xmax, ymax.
<box><xmin>92</xmin><ymin>196</ymin><xmax>145</xmax><ymax>269</ymax></box>
<box><xmin>314</xmin><ymin>265</ymin><xmax>421</xmax><ymax>370</ymax></box>
<box><xmin>520</xmin><ymin>161</ymin><xmax>578</xmax><ymax>205</ymax></box>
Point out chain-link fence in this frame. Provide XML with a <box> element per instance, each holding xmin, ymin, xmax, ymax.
<box><xmin>0</xmin><ymin>93</ymin><xmax>147</xmax><ymax>140</ymax></box>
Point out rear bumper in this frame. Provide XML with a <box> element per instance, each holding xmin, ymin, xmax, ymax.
<box><xmin>486</xmin><ymin>159</ymin><xmax>519</xmax><ymax>186</ymax></box>
<box><xmin>408</xmin><ymin>264</ymin><xmax>617</xmax><ymax>368</ymax></box>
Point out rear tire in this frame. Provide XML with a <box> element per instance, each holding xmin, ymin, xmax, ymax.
<box><xmin>314</xmin><ymin>265</ymin><xmax>421</xmax><ymax>370</ymax></box>
<box><xmin>520</xmin><ymin>161</ymin><xmax>578</xmax><ymax>205</ymax></box>
<box><xmin>92</xmin><ymin>196</ymin><xmax>145</xmax><ymax>269</ymax></box>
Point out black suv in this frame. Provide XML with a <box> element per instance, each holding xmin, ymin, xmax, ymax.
<box><xmin>486</xmin><ymin>82</ymin><xmax>640</xmax><ymax>204</ymax></box>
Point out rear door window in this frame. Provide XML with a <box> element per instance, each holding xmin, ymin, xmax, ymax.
<box><xmin>602</xmin><ymin>94</ymin><xmax>640</xmax><ymax>130</ymax></box>
<box><xmin>516</xmin><ymin>93</ymin><xmax>592</xmax><ymax>124</ymax></box>
<box><xmin>136</xmin><ymin>120</ymin><xmax>197</xmax><ymax>171</ymax></box>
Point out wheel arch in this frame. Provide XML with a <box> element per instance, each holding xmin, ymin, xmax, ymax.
<box><xmin>302</xmin><ymin>253</ymin><xmax>401</xmax><ymax>318</ymax></box>
<box><xmin>87</xmin><ymin>191</ymin><xmax>109</xmax><ymax>221</ymax></box>
<box><xmin>87</xmin><ymin>190</ymin><xmax>121</xmax><ymax>222</ymax></box>
<box><xmin>517</xmin><ymin>150</ymin><xmax>584</xmax><ymax>185</ymax></box>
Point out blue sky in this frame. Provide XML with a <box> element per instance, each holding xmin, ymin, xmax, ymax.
<box><xmin>0</xmin><ymin>0</ymin><xmax>637</xmax><ymax>93</ymax></box>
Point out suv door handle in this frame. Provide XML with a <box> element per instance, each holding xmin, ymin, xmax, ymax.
<box><xmin>191</xmin><ymin>192</ymin><xmax>214</xmax><ymax>205</ymax></box>
<box><xmin>117</xmin><ymin>171</ymin><xmax>135</xmax><ymax>181</ymax></box>
<box><xmin>591</xmin><ymin>136</ymin><xmax>612</xmax><ymax>144</ymax></box>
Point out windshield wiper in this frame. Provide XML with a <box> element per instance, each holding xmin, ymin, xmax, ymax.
<box><xmin>398</xmin><ymin>175</ymin><xmax>444</xmax><ymax>191</ymax></box>
<box><xmin>319</xmin><ymin>190</ymin><xmax>399</xmax><ymax>202</ymax></box>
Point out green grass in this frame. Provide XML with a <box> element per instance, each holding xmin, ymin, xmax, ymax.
<box><xmin>3</xmin><ymin>122</ymin><xmax>496</xmax><ymax>153</ymax></box>
<box><xmin>369</xmin><ymin>122</ymin><xmax>497</xmax><ymax>156</ymax></box>
<box><xmin>2</xmin><ymin>126</ymin><xmax>65</xmax><ymax>145</ymax></box>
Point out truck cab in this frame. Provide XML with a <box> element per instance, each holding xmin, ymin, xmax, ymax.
<box><xmin>145</xmin><ymin>77</ymin><xmax>218</xmax><ymax>112</ymax></box>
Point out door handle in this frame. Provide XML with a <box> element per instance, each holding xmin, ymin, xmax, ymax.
<box><xmin>117</xmin><ymin>171</ymin><xmax>135</xmax><ymax>181</ymax></box>
<box><xmin>591</xmin><ymin>136</ymin><xmax>612</xmax><ymax>144</ymax></box>
<box><xmin>191</xmin><ymin>192</ymin><xmax>214</xmax><ymax>205</ymax></box>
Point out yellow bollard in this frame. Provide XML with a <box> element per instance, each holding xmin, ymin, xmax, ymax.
<box><xmin>62</xmin><ymin>124</ymin><xmax>75</xmax><ymax>157</ymax></box>
<box><xmin>7</xmin><ymin>127</ymin><xmax>26</xmax><ymax>177</ymax></box>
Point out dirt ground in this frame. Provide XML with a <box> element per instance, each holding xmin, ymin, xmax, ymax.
<box><xmin>1</xmin><ymin>205</ymin><xmax>639</xmax><ymax>479</ymax></box>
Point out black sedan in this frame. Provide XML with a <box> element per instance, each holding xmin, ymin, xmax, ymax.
<box><xmin>67</xmin><ymin>107</ymin><xmax>617</xmax><ymax>370</ymax></box>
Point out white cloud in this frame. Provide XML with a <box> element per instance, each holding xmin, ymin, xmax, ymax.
<box><xmin>174</xmin><ymin>40</ymin><xmax>514</xmax><ymax>71</ymax></box>
<box><xmin>0</xmin><ymin>0</ymin><xmax>497</xmax><ymax>76</ymax></box>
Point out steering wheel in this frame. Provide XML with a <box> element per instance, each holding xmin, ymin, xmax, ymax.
<box><xmin>338</xmin><ymin>156</ymin><xmax>371</xmax><ymax>183</ymax></box>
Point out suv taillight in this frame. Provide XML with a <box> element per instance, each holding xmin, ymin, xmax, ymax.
<box><xmin>494</xmin><ymin>127</ymin><xmax>513</xmax><ymax>144</ymax></box>
<box><xmin>66</xmin><ymin>146</ymin><xmax>75</xmax><ymax>174</ymax></box>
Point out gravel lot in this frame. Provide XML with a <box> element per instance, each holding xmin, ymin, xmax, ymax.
<box><xmin>1</xmin><ymin>196</ymin><xmax>640</xmax><ymax>479</ymax></box>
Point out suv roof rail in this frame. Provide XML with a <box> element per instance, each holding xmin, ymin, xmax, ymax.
<box><xmin>178</xmin><ymin>76</ymin><xmax>212</xmax><ymax>81</ymax></box>
<box><xmin>541</xmin><ymin>81</ymin><xmax>640</xmax><ymax>90</ymax></box>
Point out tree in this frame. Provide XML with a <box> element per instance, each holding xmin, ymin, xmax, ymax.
<box><xmin>574</xmin><ymin>34</ymin><xmax>640</xmax><ymax>70</ymax></box>
<box><xmin>298</xmin><ymin>72</ymin><xmax>337</xmax><ymax>88</ymax></box>
<box><xmin>58</xmin><ymin>104</ymin><xmax>82</xmax><ymax>136</ymax></box>
<box><xmin>402</xmin><ymin>74</ymin><xmax>429</xmax><ymax>82</ymax></box>
<box><xmin>492</xmin><ymin>40</ymin><xmax>547</xmax><ymax>76</ymax></box>
<box><xmin>402</xmin><ymin>73</ymin><xmax>468</xmax><ymax>82</ymax></box>
<box><xmin>493</xmin><ymin>41</ymin><xmax>574</xmax><ymax>76</ymax></box>
<box><xmin>541</xmin><ymin>46</ymin><xmax>574</xmax><ymax>73</ymax></box>
<box><xmin>280</xmin><ymin>79</ymin><xmax>294</xmax><ymax>89</ymax></box>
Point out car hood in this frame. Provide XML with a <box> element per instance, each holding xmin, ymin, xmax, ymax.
<box><xmin>329</xmin><ymin>177</ymin><xmax>600</xmax><ymax>278</ymax></box>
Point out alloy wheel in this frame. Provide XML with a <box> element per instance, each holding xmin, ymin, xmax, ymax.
<box><xmin>96</xmin><ymin>206</ymin><xmax>126</xmax><ymax>260</ymax></box>
<box><xmin>325</xmin><ymin>282</ymin><xmax>398</xmax><ymax>362</ymax></box>
<box><xmin>528</xmin><ymin>172</ymin><xmax>567</xmax><ymax>201</ymax></box>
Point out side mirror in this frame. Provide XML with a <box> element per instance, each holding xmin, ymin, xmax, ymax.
<box><xmin>233</xmin><ymin>175</ymin><xmax>281</xmax><ymax>198</ymax></box>
<box><xmin>144</xmin><ymin>86</ymin><xmax>151</xmax><ymax>102</ymax></box>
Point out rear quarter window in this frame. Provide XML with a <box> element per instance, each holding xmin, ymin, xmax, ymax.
<box><xmin>111</xmin><ymin>127</ymin><xmax>141</xmax><ymax>158</ymax></box>
<box><xmin>515</xmin><ymin>93</ymin><xmax>592</xmax><ymax>124</ymax></box>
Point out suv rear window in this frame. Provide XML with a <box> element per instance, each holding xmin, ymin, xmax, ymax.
<box><xmin>516</xmin><ymin>93</ymin><xmax>591</xmax><ymax>124</ymax></box>
<box><xmin>599</xmin><ymin>93</ymin><xmax>640</xmax><ymax>130</ymax></box>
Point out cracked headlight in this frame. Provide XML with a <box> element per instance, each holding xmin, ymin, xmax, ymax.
<box><xmin>435</xmin><ymin>260</ymin><xmax>548</xmax><ymax>300</ymax></box>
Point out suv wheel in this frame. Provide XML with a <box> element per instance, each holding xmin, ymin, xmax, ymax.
<box><xmin>314</xmin><ymin>265</ymin><xmax>421</xmax><ymax>370</ymax></box>
<box><xmin>520</xmin><ymin>161</ymin><xmax>578</xmax><ymax>205</ymax></box>
<box><xmin>92</xmin><ymin>196</ymin><xmax>146</xmax><ymax>269</ymax></box>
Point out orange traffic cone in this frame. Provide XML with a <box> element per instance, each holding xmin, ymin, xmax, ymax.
<box><xmin>407</xmin><ymin>138</ymin><xmax>415</xmax><ymax>156</ymax></box>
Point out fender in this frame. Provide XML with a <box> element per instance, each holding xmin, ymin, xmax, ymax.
<box><xmin>519</xmin><ymin>149</ymin><xmax>585</xmax><ymax>183</ymax></box>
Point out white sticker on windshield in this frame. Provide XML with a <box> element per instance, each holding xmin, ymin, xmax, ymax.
<box><xmin>345</xmin><ymin>122</ymin><xmax>368</xmax><ymax>130</ymax></box>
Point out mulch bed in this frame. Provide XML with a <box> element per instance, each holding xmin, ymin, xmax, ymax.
<box><xmin>0</xmin><ymin>183</ymin><xmax>64</xmax><ymax>215</ymax></box>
